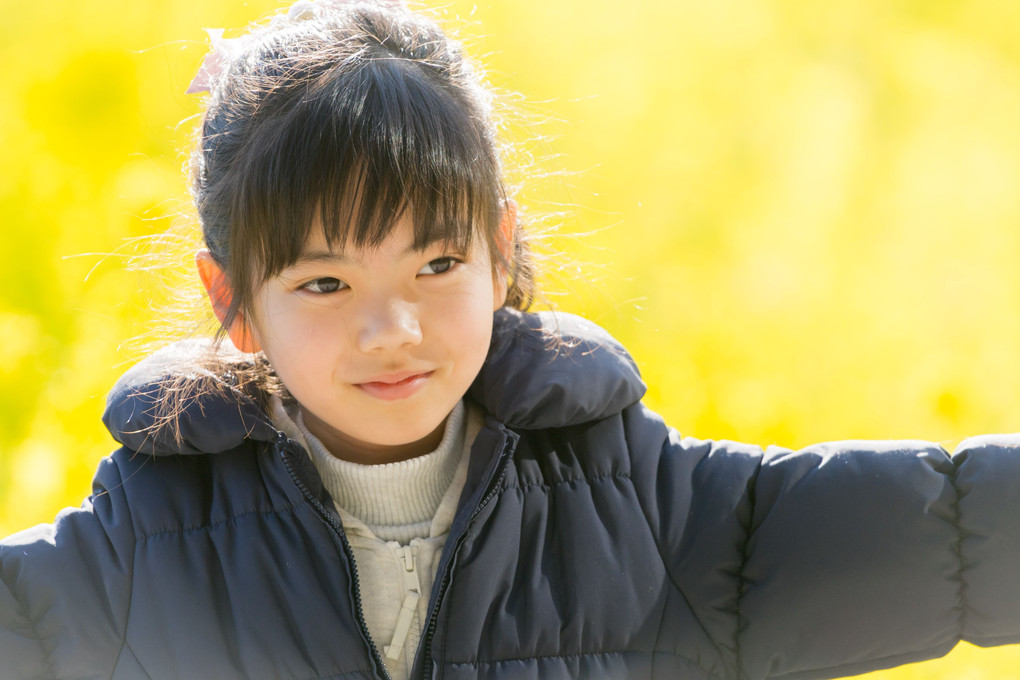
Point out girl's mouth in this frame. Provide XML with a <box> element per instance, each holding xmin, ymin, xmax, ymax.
<box><xmin>355</xmin><ymin>371</ymin><xmax>433</xmax><ymax>401</ymax></box>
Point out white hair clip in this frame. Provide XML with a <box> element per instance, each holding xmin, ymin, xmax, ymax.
<box><xmin>288</xmin><ymin>0</ymin><xmax>405</xmax><ymax>21</ymax></box>
<box><xmin>186</xmin><ymin>28</ymin><xmax>245</xmax><ymax>95</ymax></box>
<box><xmin>187</xmin><ymin>0</ymin><xmax>409</xmax><ymax>94</ymax></box>
<box><xmin>287</xmin><ymin>1</ymin><xmax>321</xmax><ymax>21</ymax></box>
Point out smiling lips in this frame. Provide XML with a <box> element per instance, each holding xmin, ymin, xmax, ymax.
<box><xmin>355</xmin><ymin>371</ymin><xmax>434</xmax><ymax>401</ymax></box>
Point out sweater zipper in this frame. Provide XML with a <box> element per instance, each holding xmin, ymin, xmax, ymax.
<box><xmin>419</xmin><ymin>431</ymin><xmax>517</xmax><ymax>680</ymax></box>
<box><xmin>277</xmin><ymin>437</ymin><xmax>393</xmax><ymax>680</ymax></box>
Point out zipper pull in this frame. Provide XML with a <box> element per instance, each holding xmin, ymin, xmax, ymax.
<box><xmin>384</xmin><ymin>545</ymin><xmax>422</xmax><ymax>661</ymax></box>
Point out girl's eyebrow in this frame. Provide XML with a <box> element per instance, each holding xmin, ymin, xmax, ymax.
<box><xmin>292</xmin><ymin>251</ymin><xmax>351</xmax><ymax>265</ymax></box>
<box><xmin>291</xmin><ymin>242</ymin><xmax>440</xmax><ymax>267</ymax></box>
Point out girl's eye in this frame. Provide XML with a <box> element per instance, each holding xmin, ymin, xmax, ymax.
<box><xmin>301</xmin><ymin>277</ymin><xmax>347</xmax><ymax>294</ymax></box>
<box><xmin>418</xmin><ymin>256</ymin><xmax>459</xmax><ymax>276</ymax></box>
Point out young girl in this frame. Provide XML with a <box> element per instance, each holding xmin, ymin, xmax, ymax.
<box><xmin>3</xmin><ymin>1</ymin><xmax>1020</xmax><ymax>679</ymax></box>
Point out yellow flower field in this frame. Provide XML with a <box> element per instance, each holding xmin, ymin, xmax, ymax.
<box><xmin>2</xmin><ymin>0</ymin><xmax>1020</xmax><ymax>677</ymax></box>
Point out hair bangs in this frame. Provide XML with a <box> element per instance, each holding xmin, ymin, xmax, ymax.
<box><xmin>232</xmin><ymin>50</ymin><xmax>503</xmax><ymax>287</ymax></box>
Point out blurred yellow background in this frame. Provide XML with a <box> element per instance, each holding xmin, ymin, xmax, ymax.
<box><xmin>3</xmin><ymin>0</ymin><xmax>1020</xmax><ymax>677</ymax></box>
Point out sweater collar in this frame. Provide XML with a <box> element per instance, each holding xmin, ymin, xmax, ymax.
<box><xmin>102</xmin><ymin>309</ymin><xmax>647</xmax><ymax>456</ymax></box>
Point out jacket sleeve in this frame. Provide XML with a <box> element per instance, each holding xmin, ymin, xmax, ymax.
<box><xmin>637</xmin><ymin>412</ymin><xmax>1020</xmax><ymax>680</ymax></box>
<box><xmin>0</xmin><ymin>452</ymin><xmax>138</xmax><ymax>679</ymax></box>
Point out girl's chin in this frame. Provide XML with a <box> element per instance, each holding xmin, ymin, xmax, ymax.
<box><xmin>301</xmin><ymin>406</ymin><xmax>449</xmax><ymax>464</ymax></box>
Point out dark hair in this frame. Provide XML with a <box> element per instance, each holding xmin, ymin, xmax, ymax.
<box><xmin>192</xmin><ymin>1</ymin><xmax>534</xmax><ymax>341</ymax></box>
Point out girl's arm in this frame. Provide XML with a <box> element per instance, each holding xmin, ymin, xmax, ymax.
<box><xmin>633</xmin><ymin>411</ymin><xmax>1020</xmax><ymax>679</ymax></box>
<box><xmin>740</xmin><ymin>435</ymin><xmax>1020</xmax><ymax>676</ymax></box>
<box><xmin>0</xmin><ymin>453</ymin><xmax>138</xmax><ymax>679</ymax></box>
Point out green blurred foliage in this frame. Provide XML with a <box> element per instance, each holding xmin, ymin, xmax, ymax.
<box><xmin>3</xmin><ymin>0</ymin><xmax>1020</xmax><ymax>676</ymax></box>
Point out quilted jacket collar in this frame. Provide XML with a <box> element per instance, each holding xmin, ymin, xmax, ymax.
<box><xmin>102</xmin><ymin>309</ymin><xmax>647</xmax><ymax>456</ymax></box>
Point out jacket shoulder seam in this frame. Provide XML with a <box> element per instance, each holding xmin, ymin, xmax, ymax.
<box><xmin>117</xmin><ymin>640</ymin><xmax>154</xmax><ymax>679</ymax></box>
<box><xmin>734</xmin><ymin>454</ymin><xmax>763</xmax><ymax>679</ymax></box>
<box><xmin>107</xmin><ymin>452</ymin><xmax>140</xmax><ymax>679</ymax></box>
<box><xmin>949</xmin><ymin>454</ymin><xmax>970</xmax><ymax>637</ymax></box>
<box><xmin>628</xmin><ymin>441</ymin><xmax>732</xmax><ymax>677</ymax></box>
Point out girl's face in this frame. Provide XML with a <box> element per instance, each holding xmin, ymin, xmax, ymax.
<box><xmin>245</xmin><ymin>214</ymin><xmax>506</xmax><ymax>464</ymax></box>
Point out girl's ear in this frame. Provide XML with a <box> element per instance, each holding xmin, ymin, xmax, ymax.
<box><xmin>498</xmin><ymin>199</ymin><xmax>517</xmax><ymax>262</ymax></box>
<box><xmin>195</xmin><ymin>250</ymin><xmax>262</xmax><ymax>353</ymax></box>
<box><xmin>492</xmin><ymin>199</ymin><xmax>517</xmax><ymax>310</ymax></box>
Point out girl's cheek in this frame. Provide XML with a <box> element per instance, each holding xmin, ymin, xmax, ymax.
<box><xmin>258</xmin><ymin>297</ymin><xmax>330</xmax><ymax>347</ymax></box>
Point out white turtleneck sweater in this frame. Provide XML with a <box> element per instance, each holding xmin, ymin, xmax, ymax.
<box><xmin>270</xmin><ymin>397</ymin><xmax>482</xmax><ymax>680</ymax></box>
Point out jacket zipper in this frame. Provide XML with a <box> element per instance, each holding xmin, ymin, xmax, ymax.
<box><xmin>276</xmin><ymin>436</ymin><xmax>393</xmax><ymax>680</ymax></box>
<box><xmin>384</xmin><ymin>545</ymin><xmax>422</xmax><ymax>661</ymax></box>
<box><xmin>419</xmin><ymin>431</ymin><xmax>518</xmax><ymax>680</ymax></box>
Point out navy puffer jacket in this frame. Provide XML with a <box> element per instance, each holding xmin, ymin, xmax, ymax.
<box><xmin>3</xmin><ymin>309</ymin><xmax>1020</xmax><ymax>679</ymax></box>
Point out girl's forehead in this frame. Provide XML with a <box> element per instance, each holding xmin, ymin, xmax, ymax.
<box><xmin>302</xmin><ymin>212</ymin><xmax>415</xmax><ymax>253</ymax></box>
<box><xmin>294</xmin><ymin>214</ymin><xmax>481</xmax><ymax>264</ymax></box>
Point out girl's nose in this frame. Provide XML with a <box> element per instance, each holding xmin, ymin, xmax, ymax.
<box><xmin>357</xmin><ymin>299</ymin><xmax>423</xmax><ymax>352</ymax></box>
